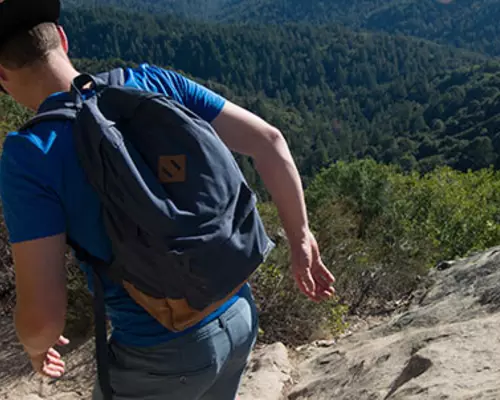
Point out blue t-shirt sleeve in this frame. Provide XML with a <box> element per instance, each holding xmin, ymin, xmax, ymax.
<box><xmin>129</xmin><ymin>64</ymin><xmax>226</xmax><ymax>122</ymax></box>
<box><xmin>162</xmin><ymin>69</ymin><xmax>226</xmax><ymax>122</ymax></box>
<box><xmin>0</xmin><ymin>134</ymin><xmax>65</xmax><ymax>244</ymax></box>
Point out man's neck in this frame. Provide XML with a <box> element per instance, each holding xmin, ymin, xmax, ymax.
<box><xmin>18</xmin><ymin>54</ymin><xmax>80</xmax><ymax>111</ymax></box>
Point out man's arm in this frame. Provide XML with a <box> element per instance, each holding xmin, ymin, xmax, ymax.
<box><xmin>211</xmin><ymin>101</ymin><xmax>336</xmax><ymax>301</ymax></box>
<box><xmin>12</xmin><ymin>233</ymin><xmax>69</xmax><ymax>376</ymax></box>
<box><xmin>0</xmin><ymin>127</ymin><xmax>72</xmax><ymax>378</ymax></box>
<box><xmin>212</xmin><ymin>101</ymin><xmax>309</xmax><ymax>248</ymax></box>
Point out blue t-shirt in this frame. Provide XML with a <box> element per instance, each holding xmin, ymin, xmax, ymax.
<box><xmin>0</xmin><ymin>64</ymin><xmax>243</xmax><ymax>347</ymax></box>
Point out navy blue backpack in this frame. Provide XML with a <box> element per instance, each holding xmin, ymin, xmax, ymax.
<box><xmin>20</xmin><ymin>68</ymin><xmax>274</xmax><ymax>399</ymax></box>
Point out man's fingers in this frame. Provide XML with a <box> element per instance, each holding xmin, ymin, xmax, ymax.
<box><xmin>47</xmin><ymin>348</ymin><xmax>61</xmax><ymax>359</ymax></box>
<box><xmin>302</xmin><ymin>268</ymin><xmax>316</xmax><ymax>293</ymax></box>
<box><xmin>42</xmin><ymin>355</ymin><xmax>66</xmax><ymax>378</ymax></box>
<box><xmin>44</xmin><ymin>363</ymin><xmax>65</xmax><ymax>374</ymax></box>
<box><xmin>46</xmin><ymin>353</ymin><xmax>65</xmax><ymax>368</ymax></box>
<box><xmin>316</xmin><ymin>262</ymin><xmax>335</xmax><ymax>283</ymax></box>
<box><xmin>311</xmin><ymin>268</ymin><xmax>336</xmax><ymax>301</ymax></box>
<box><xmin>42</xmin><ymin>364</ymin><xmax>64</xmax><ymax>378</ymax></box>
<box><xmin>316</xmin><ymin>287</ymin><xmax>335</xmax><ymax>300</ymax></box>
<box><xmin>295</xmin><ymin>275</ymin><xmax>318</xmax><ymax>302</ymax></box>
<box><xmin>295</xmin><ymin>269</ymin><xmax>316</xmax><ymax>296</ymax></box>
<box><xmin>312</xmin><ymin>266</ymin><xmax>335</xmax><ymax>286</ymax></box>
<box><xmin>297</xmin><ymin>279</ymin><xmax>315</xmax><ymax>300</ymax></box>
<box><xmin>316</xmin><ymin>285</ymin><xmax>335</xmax><ymax>296</ymax></box>
<box><xmin>297</xmin><ymin>276</ymin><xmax>335</xmax><ymax>302</ymax></box>
<box><xmin>56</xmin><ymin>335</ymin><xmax>70</xmax><ymax>346</ymax></box>
<box><xmin>326</xmin><ymin>287</ymin><xmax>336</xmax><ymax>296</ymax></box>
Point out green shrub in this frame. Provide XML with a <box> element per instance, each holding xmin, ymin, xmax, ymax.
<box><xmin>389</xmin><ymin>166</ymin><xmax>500</xmax><ymax>261</ymax></box>
<box><xmin>304</xmin><ymin>160</ymin><xmax>500</xmax><ymax>316</ymax></box>
<box><xmin>306</xmin><ymin>159</ymin><xmax>394</xmax><ymax>237</ymax></box>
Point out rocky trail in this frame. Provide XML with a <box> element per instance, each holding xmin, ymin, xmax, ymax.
<box><xmin>2</xmin><ymin>247</ymin><xmax>500</xmax><ymax>399</ymax></box>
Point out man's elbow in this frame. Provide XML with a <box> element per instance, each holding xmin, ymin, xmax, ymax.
<box><xmin>252</xmin><ymin>127</ymin><xmax>289</xmax><ymax>162</ymax></box>
<box><xmin>265</xmin><ymin>126</ymin><xmax>285</xmax><ymax>146</ymax></box>
<box><xmin>253</xmin><ymin>126</ymin><xmax>285</xmax><ymax>155</ymax></box>
<box><xmin>15</xmin><ymin>307</ymin><xmax>65</xmax><ymax>349</ymax></box>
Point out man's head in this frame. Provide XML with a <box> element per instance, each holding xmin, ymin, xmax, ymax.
<box><xmin>0</xmin><ymin>22</ymin><xmax>63</xmax><ymax>70</ymax></box>
<box><xmin>0</xmin><ymin>0</ymin><xmax>76</xmax><ymax>109</ymax></box>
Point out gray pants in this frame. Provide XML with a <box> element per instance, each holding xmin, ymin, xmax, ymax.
<box><xmin>93</xmin><ymin>285</ymin><xmax>258</xmax><ymax>400</ymax></box>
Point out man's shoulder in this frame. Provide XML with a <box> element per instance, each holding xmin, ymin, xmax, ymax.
<box><xmin>122</xmin><ymin>63</ymin><xmax>226</xmax><ymax>122</ymax></box>
<box><xmin>1</xmin><ymin>118</ymin><xmax>71</xmax><ymax>184</ymax></box>
<box><xmin>124</xmin><ymin>63</ymin><xmax>184</xmax><ymax>94</ymax></box>
<box><xmin>126</xmin><ymin>63</ymin><xmax>178</xmax><ymax>78</ymax></box>
<box><xmin>6</xmin><ymin>89</ymin><xmax>76</xmax><ymax>155</ymax></box>
<box><xmin>3</xmin><ymin>118</ymin><xmax>70</xmax><ymax>156</ymax></box>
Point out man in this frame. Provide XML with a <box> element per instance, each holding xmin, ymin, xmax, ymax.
<box><xmin>0</xmin><ymin>0</ymin><xmax>335</xmax><ymax>399</ymax></box>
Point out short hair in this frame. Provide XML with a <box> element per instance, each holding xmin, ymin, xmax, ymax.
<box><xmin>0</xmin><ymin>22</ymin><xmax>61</xmax><ymax>69</ymax></box>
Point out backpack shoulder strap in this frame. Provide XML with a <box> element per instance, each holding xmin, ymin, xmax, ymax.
<box><xmin>19</xmin><ymin>68</ymin><xmax>125</xmax><ymax>133</ymax></box>
<box><xmin>109</xmin><ymin>68</ymin><xmax>125</xmax><ymax>86</ymax></box>
<box><xmin>96</xmin><ymin>67</ymin><xmax>125</xmax><ymax>87</ymax></box>
<box><xmin>19</xmin><ymin>108</ymin><xmax>77</xmax><ymax>132</ymax></box>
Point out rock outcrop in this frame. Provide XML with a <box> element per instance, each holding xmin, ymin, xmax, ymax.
<box><xmin>288</xmin><ymin>246</ymin><xmax>500</xmax><ymax>400</ymax></box>
<box><xmin>2</xmin><ymin>247</ymin><xmax>500</xmax><ymax>399</ymax></box>
<box><xmin>239</xmin><ymin>342</ymin><xmax>293</xmax><ymax>400</ymax></box>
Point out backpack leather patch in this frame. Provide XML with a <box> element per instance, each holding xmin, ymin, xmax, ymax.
<box><xmin>159</xmin><ymin>155</ymin><xmax>186</xmax><ymax>183</ymax></box>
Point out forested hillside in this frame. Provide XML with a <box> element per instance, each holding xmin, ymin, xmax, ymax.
<box><xmin>64</xmin><ymin>0</ymin><xmax>393</xmax><ymax>22</ymax></box>
<box><xmin>64</xmin><ymin>0</ymin><xmax>235</xmax><ymax>19</ymax></box>
<box><xmin>60</xmin><ymin>8</ymin><xmax>493</xmax><ymax>178</ymax></box>
<box><xmin>3</xmin><ymin>6</ymin><xmax>499</xmax><ymax>192</ymax></box>
<box><xmin>66</xmin><ymin>0</ymin><xmax>500</xmax><ymax>56</ymax></box>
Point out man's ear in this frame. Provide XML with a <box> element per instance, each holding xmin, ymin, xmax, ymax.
<box><xmin>57</xmin><ymin>25</ymin><xmax>69</xmax><ymax>54</ymax></box>
<box><xmin>0</xmin><ymin>65</ymin><xmax>8</xmax><ymax>92</ymax></box>
<box><xmin>0</xmin><ymin>64</ymin><xmax>7</xmax><ymax>81</ymax></box>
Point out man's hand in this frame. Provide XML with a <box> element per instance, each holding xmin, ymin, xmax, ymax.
<box><xmin>291</xmin><ymin>230</ymin><xmax>336</xmax><ymax>302</ymax></box>
<box><xmin>27</xmin><ymin>335</ymin><xmax>69</xmax><ymax>378</ymax></box>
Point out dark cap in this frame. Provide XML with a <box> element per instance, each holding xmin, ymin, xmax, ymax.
<box><xmin>0</xmin><ymin>0</ymin><xmax>61</xmax><ymax>46</ymax></box>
